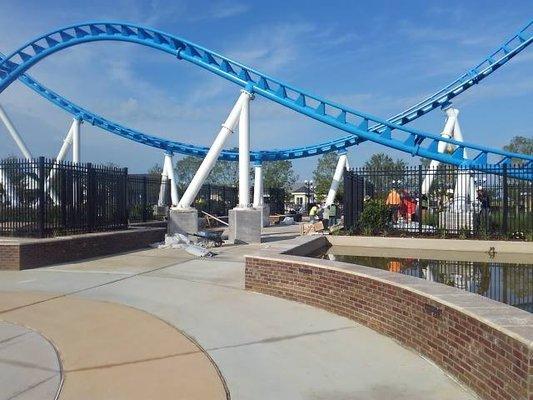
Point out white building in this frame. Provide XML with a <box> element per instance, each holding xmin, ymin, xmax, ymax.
<box><xmin>291</xmin><ymin>182</ymin><xmax>315</xmax><ymax>210</ymax></box>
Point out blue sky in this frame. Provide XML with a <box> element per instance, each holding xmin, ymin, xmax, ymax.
<box><xmin>0</xmin><ymin>0</ymin><xmax>531</xmax><ymax>179</ymax></box>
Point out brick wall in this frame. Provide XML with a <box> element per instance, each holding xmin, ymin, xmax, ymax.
<box><xmin>245</xmin><ymin>256</ymin><xmax>532</xmax><ymax>400</ymax></box>
<box><xmin>1</xmin><ymin>227</ymin><xmax>165</xmax><ymax>270</ymax></box>
<box><xmin>0</xmin><ymin>244</ymin><xmax>20</xmax><ymax>270</ymax></box>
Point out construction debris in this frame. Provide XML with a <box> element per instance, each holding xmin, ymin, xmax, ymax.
<box><xmin>299</xmin><ymin>221</ymin><xmax>325</xmax><ymax>235</ymax></box>
<box><xmin>152</xmin><ymin>234</ymin><xmax>214</xmax><ymax>257</ymax></box>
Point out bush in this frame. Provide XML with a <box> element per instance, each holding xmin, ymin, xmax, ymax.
<box><xmin>357</xmin><ymin>200</ymin><xmax>390</xmax><ymax>235</ymax></box>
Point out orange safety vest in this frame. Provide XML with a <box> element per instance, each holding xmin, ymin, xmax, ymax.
<box><xmin>386</xmin><ymin>190</ymin><xmax>401</xmax><ymax>205</ymax></box>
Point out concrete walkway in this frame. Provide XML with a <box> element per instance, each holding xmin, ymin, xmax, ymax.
<box><xmin>0</xmin><ymin>321</ymin><xmax>61</xmax><ymax>400</ymax></box>
<box><xmin>0</xmin><ymin>226</ymin><xmax>476</xmax><ymax>400</ymax></box>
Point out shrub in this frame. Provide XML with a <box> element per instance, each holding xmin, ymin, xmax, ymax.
<box><xmin>357</xmin><ymin>200</ymin><xmax>390</xmax><ymax>235</ymax></box>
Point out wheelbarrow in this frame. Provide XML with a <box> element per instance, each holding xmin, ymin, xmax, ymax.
<box><xmin>190</xmin><ymin>230</ymin><xmax>223</xmax><ymax>247</ymax></box>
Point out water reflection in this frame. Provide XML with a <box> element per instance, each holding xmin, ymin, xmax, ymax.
<box><xmin>313</xmin><ymin>250</ymin><xmax>533</xmax><ymax>313</ymax></box>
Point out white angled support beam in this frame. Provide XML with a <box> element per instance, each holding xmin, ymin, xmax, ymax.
<box><xmin>164</xmin><ymin>153</ymin><xmax>179</xmax><ymax>206</ymax></box>
<box><xmin>72</xmin><ymin>118</ymin><xmax>81</xmax><ymax>163</ymax></box>
<box><xmin>253</xmin><ymin>161</ymin><xmax>263</xmax><ymax>208</ymax></box>
<box><xmin>45</xmin><ymin>121</ymin><xmax>75</xmax><ymax>205</ymax></box>
<box><xmin>177</xmin><ymin>92</ymin><xmax>247</xmax><ymax>209</ymax></box>
<box><xmin>238</xmin><ymin>89</ymin><xmax>253</xmax><ymax>208</ymax></box>
<box><xmin>55</xmin><ymin>121</ymin><xmax>75</xmax><ymax>163</ymax></box>
<box><xmin>421</xmin><ymin>107</ymin><xmax>458</xmax><ymax>195</ymax></box>
<box><xmin>0</xmin><ymin>104</ymin><xmax>33</xmax><ymax>159</ymax></box>
<box><xmin>325</xmin><ymin>153</ymin><xmax>348</xmax><ymax>207</ymax></box>
<box><xmin>158</xmin><ymin>156</ymin><xmax>169</xmax><ymax>207</ymax></box>
<box><xmin>448</xmin><ymin>109</ymin><xmax>475</xmax><ymax>210</ymax></box>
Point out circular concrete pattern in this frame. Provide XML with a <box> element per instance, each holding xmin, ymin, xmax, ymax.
<box><xmin>0</xmin><ymin>321</ymin><xmax>62</xmax><ymax>400</ymax></box>
<box><xmin>0</xmin><ymin>292</ymin><xmax>228</xmax><ymax>400</ymax></box>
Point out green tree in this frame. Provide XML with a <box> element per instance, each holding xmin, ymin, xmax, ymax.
<box><xmin>262</xmin><ymin>160</ymin><xmax>298</xmax><ymax>190</ymax></box>
<box><xmin>174</xmin><ymin>155</ymin><xmax>238</xmax><ymax>187</ymax></box>
<box><xmin>147</xmin><ymin>163</ymin><xmax>163</xmax><ymax>176</ymax></box>
<box><xmin>503</xmin><ymin>136</ymin><xmax>533</xmax><ymax>164</ymax></box>
<box><xmin>313</xmin><ymin>152</ymin><xmax>340</xmax><ymax>201</ymax></box>
<box><xmin>363</xmin><ymin>152</ymin><xmax>407</xmax><ymax>191</ymax></box>
<box><xmin>364</xmin><ymin>153</ymin><xmax>407</xmax><ymax>172</ymax></box>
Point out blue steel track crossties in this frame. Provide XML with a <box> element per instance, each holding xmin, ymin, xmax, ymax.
<box><xmin>0</xmin><ymin>21</ymin><xmax>532</xmax><ymax>178</ymax></box>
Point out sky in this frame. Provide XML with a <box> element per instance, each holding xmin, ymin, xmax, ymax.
<box><xmin>0</xmin><ymin>0</ymin><xmax>531</xmax><ymax>180</ymax></box>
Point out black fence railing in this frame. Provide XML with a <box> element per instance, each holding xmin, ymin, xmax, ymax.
<box><xmin>0</xmin><ymin>157</ymin><xmax>128</xmax><ymax>237</ymax></box>
<box><xmin>344</xmin><ymin>164</ymin><xmax>533</xmax><ymax>240</ymax></box>
<box><xmin>264</xmin><ymin>187</ymin><xmax>287</xmax><ymax>215</ymax></box>
<box><xmin>127</xmin><ymin>174</ymin><xmax>170</xmax><ymax>222</ymax></box>
<box><xmin>1</xmin><ymin>158</ymin><xmax>288</xmax><ymax>237</ymax></box>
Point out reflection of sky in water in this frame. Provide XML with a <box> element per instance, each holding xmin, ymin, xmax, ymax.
<box><xmin>314</xmin><ymin>250</ymin><xmax>533</xmax><ymax>313</ymax></box>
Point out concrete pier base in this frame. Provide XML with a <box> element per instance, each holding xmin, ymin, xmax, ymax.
<box><xmin>256</xmin><ymin>204</ymin><xmax>270</xmax><ymax>227</ymax></box>
<box><xmin>229</xmin><ymin>208</ymin><xmax>262</xmax><ymax>244</ymax></box>
<box><xmin>168</xmin><ymin>208</ymin><xmax>198</xmax><ymax>235</ymax></box>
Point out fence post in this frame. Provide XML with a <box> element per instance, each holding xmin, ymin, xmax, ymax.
<box><xmin>60</xmin><ymin>166</ymin><xmax>67</xmax><ymax>229</ymax></box>
<box><xmin>502</xmin><ymin>164</ymin><xmax>508</xmax><ymax>237</ymax></box>
<box><xmin>142</xmin><ymin>176</ymin><xmax>147</xmax><ymax>222</ymax></box>
<box><xmin>123</xmin><ymin>168</ymin><xmax>129</xmax><ymax>226</ymax></box>
<box><xmin>418</xmin><ymin>165</ymin><xmax>423</xmax><ymax>235</ymax></box>
<box><xmin>87</xmin><ymin>163</ymin><xmax>95</xmax><ymax>231</ymax></box>
<box><xmin>343</xmin><ymin>170</ymin><xmax>352</xmax><ymax>230</ymax></box>
<box><xmin>38</xmin><ymin>156</ymin><xmax>46</xmax><ymax>238</ymax></box>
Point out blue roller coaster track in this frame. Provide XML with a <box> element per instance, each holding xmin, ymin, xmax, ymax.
<box><xmin>0</xmin><ymin>21</ymin><xmax>531</xmax><ymax>178</ymax></box>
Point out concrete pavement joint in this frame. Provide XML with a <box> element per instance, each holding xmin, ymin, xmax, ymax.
<box><xmin>6</xmin><ymin>375</ymin><xmax>57</xmax><ymax>400</ymax></box>
<box><xmin>0</xmin><ymin>259</ymin><xmax>191</xmax><ymax>316</ymax></box>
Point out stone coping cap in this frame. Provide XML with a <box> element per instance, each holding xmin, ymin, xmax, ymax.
<box><xmin>0</xmin><ymin>226</ymin><xmax>165</xmax><ymax>245</ymax></box>
<box><xmin>245</xmin><ymin>235</ymin><xmax>533</xmax><ymax>348</ymax></box>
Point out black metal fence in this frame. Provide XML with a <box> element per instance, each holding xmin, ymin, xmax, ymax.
<box><xmin>0</xmin><ymin>157</ymin><xmax>128</xmax><ymax>237</ymax></box>
<box><xmin>194</xmin><ymin>184</ymin><xmax>238</xmax><ymax>217</ymax></box>
<box><xmin>1</xmin><ymin>158</ymin><xmax>288</xmax><ymax>237</ymax></box>
<box><xmin>264</xmin><ymin>187</ymin><xmax>287</xmax><ymax>214</ymax></box>
<box><xmin>344</xmin><ymin>164</ymin><xmax>533</xmax><ymax>240</ymax></box>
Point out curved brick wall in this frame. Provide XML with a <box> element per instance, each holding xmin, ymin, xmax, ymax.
<box><xmin>245</xmin><ymin>241</ymin><xmax>533</xmax><ymax>400</ymax></box>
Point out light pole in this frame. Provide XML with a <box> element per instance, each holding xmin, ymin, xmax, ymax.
<box><xmin>304</xmin><ymin>179</ymin><xmax>314</xmax><ymax>211</ymax></box>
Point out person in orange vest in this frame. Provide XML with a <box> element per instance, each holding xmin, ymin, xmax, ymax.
<box><xmin>386</xmin><ymin>187</ymin><xmax>401</xmax><ymax>223</ymax></box>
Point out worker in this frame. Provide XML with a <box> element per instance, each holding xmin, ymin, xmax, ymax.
<box><xmin>322</xmin><ymin>205</ymin><xmax>330</xmax><ymax>230</ymax></box>
<box><xmin>385</xmin><ymin>187</ymin><xmax>401</xmax><ymax>223</ymax></box>
<box><xmin>309</xmin><ymin>203</ymin><xmax>318</xmax><ymax>222</ymax></box>
<box><xmin>401</xmin><ymin>189</ymin><xmax>417</xmax><ymax>224</ymax></box>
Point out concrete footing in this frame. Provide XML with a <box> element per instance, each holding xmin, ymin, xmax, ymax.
<box><xmin>256</xmin><ymin>204</ymin><xmax>270</xmax><ymax>227</ymax></box>
<box><xmin>229</xmin><ymin>208</ymin><xmax>262</xmax><ymax>244</ymax></box>
<box><xmin>168</xmin><ymin>208</ymin><xmax>198</xmax><ymax>235</ymax></box>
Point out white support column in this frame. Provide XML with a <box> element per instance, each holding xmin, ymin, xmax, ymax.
<box><xmin>238</xmin><ymin>90</ymin><xmax>253</xmax><ymax>208</ymax></box>
<box><xmin>325</xmin><ymin>152</ymin><xmax>348</xmax><ymax>207</ymax></box>
<box><xmin>0</xmin><ymin>104</ymin><xmax>33</xmax><ymax>159</ymax></box>
<box><xmin>177</xmin><ymin>92</ymin><xmax>247</xmax><ymax>209</ymax></box>
<box><xmin>72</xmin><ymin>118</ymin><xmax>81</xmax><ymax>163</ymax></box>
<box><xmin>421</xmin><ymin>107</ymin><xmax>457</xmax><ymax>195</ymax></box>
<box><xmin>449</xmin><ymin>109</ymin><xmax>475</xmax><ymax>211</ymax></box>
<box><xmin>45</xmin><ymin>121</ymin><xmax>75</xmax><ymax>205</ymax></box>
<box><xmin>253</xmin><ymin>161</ymin><xmax>263</xmax><ymax>208</ymax></box>
<box><xmin>164</xmin><ymin>153</ymin><xmax>179</xmax><ymax>206</ymax></box>
<box><xmin>158</xmin><ymin>156</ymin><xmax>169</xmax><ymax>206</ymax></box>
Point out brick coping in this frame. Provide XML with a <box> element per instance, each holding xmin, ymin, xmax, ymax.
<box><xmin>0</xmin><ymin>226</ymin><xmax>164</xmax><ymax>244</ymax></box>
<box><xmin>245</xmin><ymin>235</ymin><xmax>533</xmax><ymax>400</ymax></box>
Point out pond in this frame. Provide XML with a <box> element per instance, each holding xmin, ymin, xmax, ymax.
<box><xmin>310</xmin><ymin>246</ymin><xmax>533</xmax><ymax>313</ymax></box>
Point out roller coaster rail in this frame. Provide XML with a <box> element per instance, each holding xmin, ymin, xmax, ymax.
<box><xmin>0</xmin><ymin>21</ymin><xmax>531</xmax><ymax>180</ymax></box>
